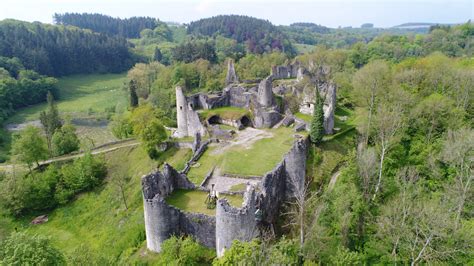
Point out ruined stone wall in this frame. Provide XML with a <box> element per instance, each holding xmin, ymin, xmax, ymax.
<box><xmin>257</xmin><ymin>76</ymin><xmax>274</xmax><ymax>107</ymax></box>
<box><xmin>215</xmin><ymin>137</ymin><xmax>309</xmax><ymax>257</ymax></box>
<box><xmin>142</xmin><ymin>165</ymin><xmax>218</xmax><ymax>250</ymax></box>
<box><xmin>216</xmin><ymin>187</ymin><xmax>258</xmax><ymax>257</ymax></box>
<box><xmin>175</xmin><ymin>86</ymin><xmax>207</xmax><ymax>138</ymax></box>
<box><xmin>271</xmin><ymin>63</ymin><xmax>303</xmax><ymax>80</ymax></box>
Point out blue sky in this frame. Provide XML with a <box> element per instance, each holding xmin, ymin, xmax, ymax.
<box><xmin>1</xmin><ymin>0</ymin><xmax>472</xmax><ymax>28</ymax></box>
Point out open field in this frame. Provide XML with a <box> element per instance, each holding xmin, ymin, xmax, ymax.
<box><xmin>1</xmin><ymin>73</ymin><xmax>127</xmax><ymax>162</ymax></box>
<box><xmin>166</xmin><ymin>189</ymin><xmax>243</xmax><ymax>216</ymax></box>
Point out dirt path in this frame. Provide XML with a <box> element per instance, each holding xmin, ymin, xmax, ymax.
<box><xmin>0</xmin><ymin>139</ymin><xmax>139</xmax><ymax>173</ymax></box>
<box><xmin>328</xmin><ymin>170</ymin><xmax>341</xmax><ymax>191</ymax></box>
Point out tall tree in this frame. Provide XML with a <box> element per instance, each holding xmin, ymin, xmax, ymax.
<box><xmin>40</xmin><ymin>91</ymin><xmax>62</xmax><ymax>154</ymax></box>
<box><xmin>129</xmin><ymin>79</ymin><xmax>139</xmax><ymax>108</ymax></box>
<box><xmin>11</xmin><ymin>125</ymin><xmax>48</xmax><ymax>172</ymax></box>
<box><xmin>154</xmin><ymin>47</ymin><xmax>163</xmax><ymax>62</ymax></box>
<box><xmin>310</xmin><ymin>88</ymin><xmax>325</xmax><ymax>144</ymax></box>
<box><xmin>372</xmin><ymin>102</ymin><xmax>404</xmax><ymax>200</ymax></box>
<box><xmin>353</xmin><ymin>60</ymin><xmax>391</xmax><ymax>145</ymax></box>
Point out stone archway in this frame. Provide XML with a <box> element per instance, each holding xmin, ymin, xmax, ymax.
<box><xmin>240</xmin><ymin>115</ymin><xmax>252</xmax><ymax>128</ymax></box>
<box><xmin>208</xmin><ymin>115</ymin><xmax>221</xmax><ymax>125</ymax></box>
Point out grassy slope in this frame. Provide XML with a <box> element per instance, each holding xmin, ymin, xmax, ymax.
<box><xmin>7</xmin><ymin>73</ymin><xmax>128</xmax><ymax>124</ymax></box>
<box><xmin>1</xmin><ymin>73</ymin><xmax>128</xmax><ymax>161</ymax></box>
<box><xmin>308</xmin><ymin>105</ymin><xmax>357</xmax><ymax>187</ymax></box>
<box><xmin>0</xmin><ymin>145</ymin><xmax>191</xmax><ymax>263</ymax></box>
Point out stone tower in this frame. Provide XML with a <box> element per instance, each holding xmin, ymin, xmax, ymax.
<box><xmin>175</xmin><ymin>86</ymin><xmax>206</xmax><ymax>138</ymax></box>
<box><xmin>257</xmin><ymin>75</ymin><xmax>273</xmax><ymax>107</ymax></box>
<box><xmin>225</xmin><ymin>59</ymin><xmax>239</xmax><ymax>85</ymax></box>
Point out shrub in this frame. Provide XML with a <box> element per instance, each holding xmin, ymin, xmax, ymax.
<box><xmin>159</xmin><ymin>236</ymin><xmax>215</xmax><ymax>265</ymax></box>
<box><xmin>0</xmin><ymin>232</ymin><xmax>65</xmax><ymax>265</ymax></box>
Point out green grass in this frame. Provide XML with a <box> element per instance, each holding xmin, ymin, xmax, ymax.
<box><xmin>295</xmin><ymin>112</ymin><xmax>312</xmax><ymax>123</ymax></box>
<box><xmin>1</xmin><ymin>73</ymin><xmax>128</xmax><ymax>162</ymax></box>
<box><xmin>229</xmin><ymin>183</ymin><xmax>247</xmax><ymax>192</ymax></box>
<box><xmin>294</xmin><ymin>43</ymin><xmax>317</xmax><ymax>54</ymax></box>
<box><xmin>7</xmin><ymin>73</ymin><xmax>128</xmax><ymax>124</ymax></box>
<box><xmin>308</xmin><ymin>105</ymin><xmax>357</xmax><ymax>187</ymax></box>
<box><xmin>199</xmin><ymin>107</ymin><xmax>250</xmax><ymax>121</ymax></box>
<box><xmin>166</xmin><ymin>189</ymin><xmax>243</xmax><ymax>216</ymax></box>
<box><xmin>187</xmin><ymin>127</ymin><xmax>300</xmax><ymax>183</ymax></box>
<box><xmin>165</xmin><ymin>148</ymin><xmax>193</xmax><ymax>172</ymax></box>
<box><xmin>0</xmin><ymin>145</ymin><xmax>192</xmax><ymax>263</ymax></box>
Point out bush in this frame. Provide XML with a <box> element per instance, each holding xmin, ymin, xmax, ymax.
<box><xmin>0</xmin><ymin>153</ymin><xmax>107</xmax><ymax>214</ymax></box>
<box><xmin>0</xmin><ymin>232</ymin><xmax>65</xmax><ymax>265</ymax></box>
<box><xmin>158</xmin><ymin>236</ymin><xmax>215</xmax><ymax>265</ymax></box>
<box><xmin>52</xmin><ymin>123</ymin><xmax>80</xmax><ymax>156</ymax></box>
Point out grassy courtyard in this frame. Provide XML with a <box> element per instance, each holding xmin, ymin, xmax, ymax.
<box><xmin>187</xmin><ymin>127</ymin><xmax>302</xmax><ymax>184</ymax></box>
<box><xmin>199</xmin><ymin>106</ymin><xmax>251</xmax><ymax>121</ymax></box>
<box><xmin>166</xmin><ymin>189</ymin><xmax>243</xmax><ymax>216</ymax></box>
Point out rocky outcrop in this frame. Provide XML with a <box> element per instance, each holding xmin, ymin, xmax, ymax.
<box><xmin>225</xmin><ymin>59</ymin><xmax>239</xmax><ymax>85</ymax></box>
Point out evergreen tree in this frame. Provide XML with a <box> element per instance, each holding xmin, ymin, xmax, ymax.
<box><xmin>310</xmin><ymin>88</ymin><xmax>325</xmax><ymax>144</ymax></box>
<box><xmin>39</xmin><ymin>91</ymin><xmax>62</xmax><ymax>154</ymax></box>
<box><xmin>129</xmin><ymin>79</ymin><xmax>139</xmax><ymax>108</ymax></box>
<box><xmin>153</xmin><ymin>47</ymin><xmax>163</xmax><ymax>62</ymax></box>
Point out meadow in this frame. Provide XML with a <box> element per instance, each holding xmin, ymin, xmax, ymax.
<box><xmin>0</xmin><ymin>73</ymin><xmax>127</xmax><ymax>161</ymax></box>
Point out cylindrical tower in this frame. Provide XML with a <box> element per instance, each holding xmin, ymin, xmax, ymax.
<box><xmin>175</xmin><ymin>86</ymin><xmax>188</xmax><ymax>137</ymax></box>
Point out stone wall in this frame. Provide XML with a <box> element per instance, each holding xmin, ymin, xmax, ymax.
<box><xmin>216</xmin><ymin>187</ymin><xmax>258</xmax><ymax>257</ymax></box>
<box><xmin>175</xmin><ymin>86</ymin><xmax>207</xmax><ymax>138</ymax></box>
<box><xmin>142</xmin><ymin>163</ymin><xmax>218</xmax><ymax>251</ymax></box>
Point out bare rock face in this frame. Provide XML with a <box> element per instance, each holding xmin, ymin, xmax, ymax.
<box><xmin>225</xmin><ymin>59</ymin><xmax>239</xmax><ymax>85</ymax></box>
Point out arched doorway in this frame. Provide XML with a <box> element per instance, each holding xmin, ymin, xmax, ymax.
<box><xmin>240</xmin><ymin>116</ymin><xmax>252</xmax><ymax>128</ymax></box>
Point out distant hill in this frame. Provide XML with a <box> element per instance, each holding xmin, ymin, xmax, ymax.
<box><xmin>392</xmin><ymin>22</ymin><xmax>459</xmax><ymax>29</ymax></box>
<box><xmin>187</xmin><ymin>15</ymin><xmax>295</xmax><ymax>55</ymax></box>
<box><xmin>53</xmin><ymin>13</ymin><xmax>163</xmax><ymax>38</ymax></box>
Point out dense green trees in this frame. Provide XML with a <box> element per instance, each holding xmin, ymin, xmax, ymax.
<box><xmin>0</xmin><ymin>20</ymin><xmax>134</xmax><ymax>76</ymax></box>
<box><xmin>0</xmin><ymin>59</ymin><xmax>58</xmax><ymax>123</ymax></box>
<box><xmin>0</xmin><ymin>153</ymin><xmax>107</xmax><ymax>215</ymax></box>
<box><xmin>54</xmin><ymin>13</ymin><xmax>161</xmax><ymax>39</ymax></box>
<box><xmin>40</xmin><ymin>91</ymin><xmax>62</xmax><ymax>154</ymax></box>
<box><xmin>187</xmin><ymin>15</ymin><xmax>295</xmax><ymax>55</ymax></box>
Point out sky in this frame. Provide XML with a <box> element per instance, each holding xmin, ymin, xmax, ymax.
<box><xmin>0</xmin><ymin>0</ymin><xmax>472</xmax><ymax>28</ymax></box>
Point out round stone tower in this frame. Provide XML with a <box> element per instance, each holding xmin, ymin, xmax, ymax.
<box><xmin>175</xmin><ymin>86</ymin><xmax>188</xmax><ymax>138</ymax></box>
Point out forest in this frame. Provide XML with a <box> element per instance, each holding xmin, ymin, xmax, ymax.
<box><xmin>0</xmin><ymin>12</ymin><xmax>472</xmax><ymax>265</ymax></box>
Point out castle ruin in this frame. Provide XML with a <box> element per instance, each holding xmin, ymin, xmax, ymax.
<box><xmin>142</xmin><ymin>60</ymin><xmax>337</xmax><ymax>256</ymax></box>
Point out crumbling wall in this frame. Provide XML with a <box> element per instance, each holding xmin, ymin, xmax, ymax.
<box><xmin>257</xmin><ymin>76</ymin><xmax>274</xmax><ymax>107</ymax></box>
<box><xmin>175</xmin><ymin>86</ymin><xmax>207</xmax><ymax>138</ymax></box>
<box><xmin>216</xmin><ymin>187</ymin><xmax>258</xmax><ymax>257</ymax></box>
<box><xmin>142</xmin><ymin>164</ymin><xmax>217</xmax><ymax>251</ymax></box>
<box><xmin>225</xmin><ymin>59</ymin><xmax>239</xmax><ymax>85</ymax></box>
<box><xmin>271</xmin><ymin>62</ymin><xmax>303</xmax><ymax>80</ymax></box>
